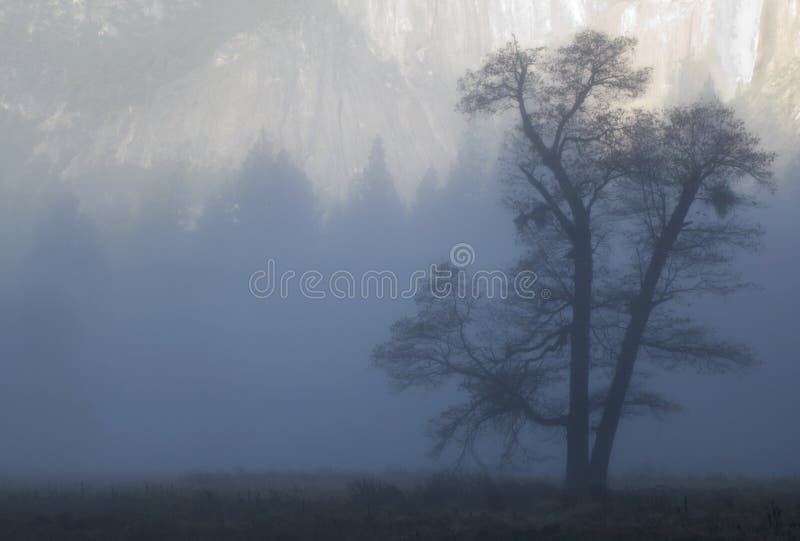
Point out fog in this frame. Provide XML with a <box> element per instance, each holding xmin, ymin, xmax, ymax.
<box><xmin>1</xmin><ymin>1</ymin><xmax>799</xmax><ymax>483</ymax></box>
<box><xmin>1</xmin><ymin>131</ymin><xmax>798</xmax><ymax>480</ymax></box>
<box><xmin>0</xmin><ymin>132</ymin><xmax>518</xmax><ymax>474</ymax></box>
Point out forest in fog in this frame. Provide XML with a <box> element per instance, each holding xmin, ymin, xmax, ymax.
<box><xmin>1</xmin><ymin>99</ymin><xmax>798</xmax><ymax>480</ymax></box>
<box><xmin>1</xmin><ymin>1</ymin><xmax>799</xmax><ymax>539</ymax></box>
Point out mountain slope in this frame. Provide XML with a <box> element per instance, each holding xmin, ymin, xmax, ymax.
<box><xmin>1</xmin><ymin>0</ymin><xmax>797</xmax><ymax>215</ymax></box>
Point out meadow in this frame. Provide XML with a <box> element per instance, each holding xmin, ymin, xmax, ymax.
<box><xmin>0</xmin><ymin>472</ymin><xmax>798</xmax><ymax>540</ymax></box>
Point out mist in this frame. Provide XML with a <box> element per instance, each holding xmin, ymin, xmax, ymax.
<box><xmin>1</xmin><ymin>5</ymin><xmax>799</xmax><ymax>538</ymax></box>
<box><xmin>0</xmin><ymin>129</ymin><xmax>519</xmax><ymax>474</ymax></box>
<box><xmin>2</xmin><ymin>124</ymin><xmax>798</xmax><ymax>479</ymax></box>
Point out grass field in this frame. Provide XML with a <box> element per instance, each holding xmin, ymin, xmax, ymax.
<box><xmin>0</xmin><ymin>472</ymin><xmax>798</xmax><ymax>540</ymax></box>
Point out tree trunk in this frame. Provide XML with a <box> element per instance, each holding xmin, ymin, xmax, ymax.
<box><xmin>588</xmin><ymin>307</ymin><xmax>649</xmax><ymax>496</ymax></box>
<box><xmin>589</xmin><ymin>177</ymin><xmax>702</xmax><ymax>497</ymax></box>
<box><xmin>565</xmin><ymin>230</ymin><xmax>593</xmax><ymax>500</ymax></box>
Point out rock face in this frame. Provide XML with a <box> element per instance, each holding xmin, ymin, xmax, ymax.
<box><xmin>1</xmin><ymin>0</ymin><xmax>797</xmax><ymax>209</ymax></box>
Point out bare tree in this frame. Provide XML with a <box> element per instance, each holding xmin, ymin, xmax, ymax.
<box><xmin>587</xmin><ymin>102</ymin><xmax>774</xmax><ymax>493</ymax></box>
<box><xmin>455</xmin><ymin>31</ymin><xmax>648</xmax><ymax>497</ymax></box>
<box><xmin>373</xmin><ymin>31</ymin><xmax>773</xmax><ymax>501</ymax></box>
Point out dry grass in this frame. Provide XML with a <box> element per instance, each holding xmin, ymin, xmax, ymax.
<box><xmin>0</xmin><ymin>472</ymin><xmax>798</xmax><ymax>540</ymax></box>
